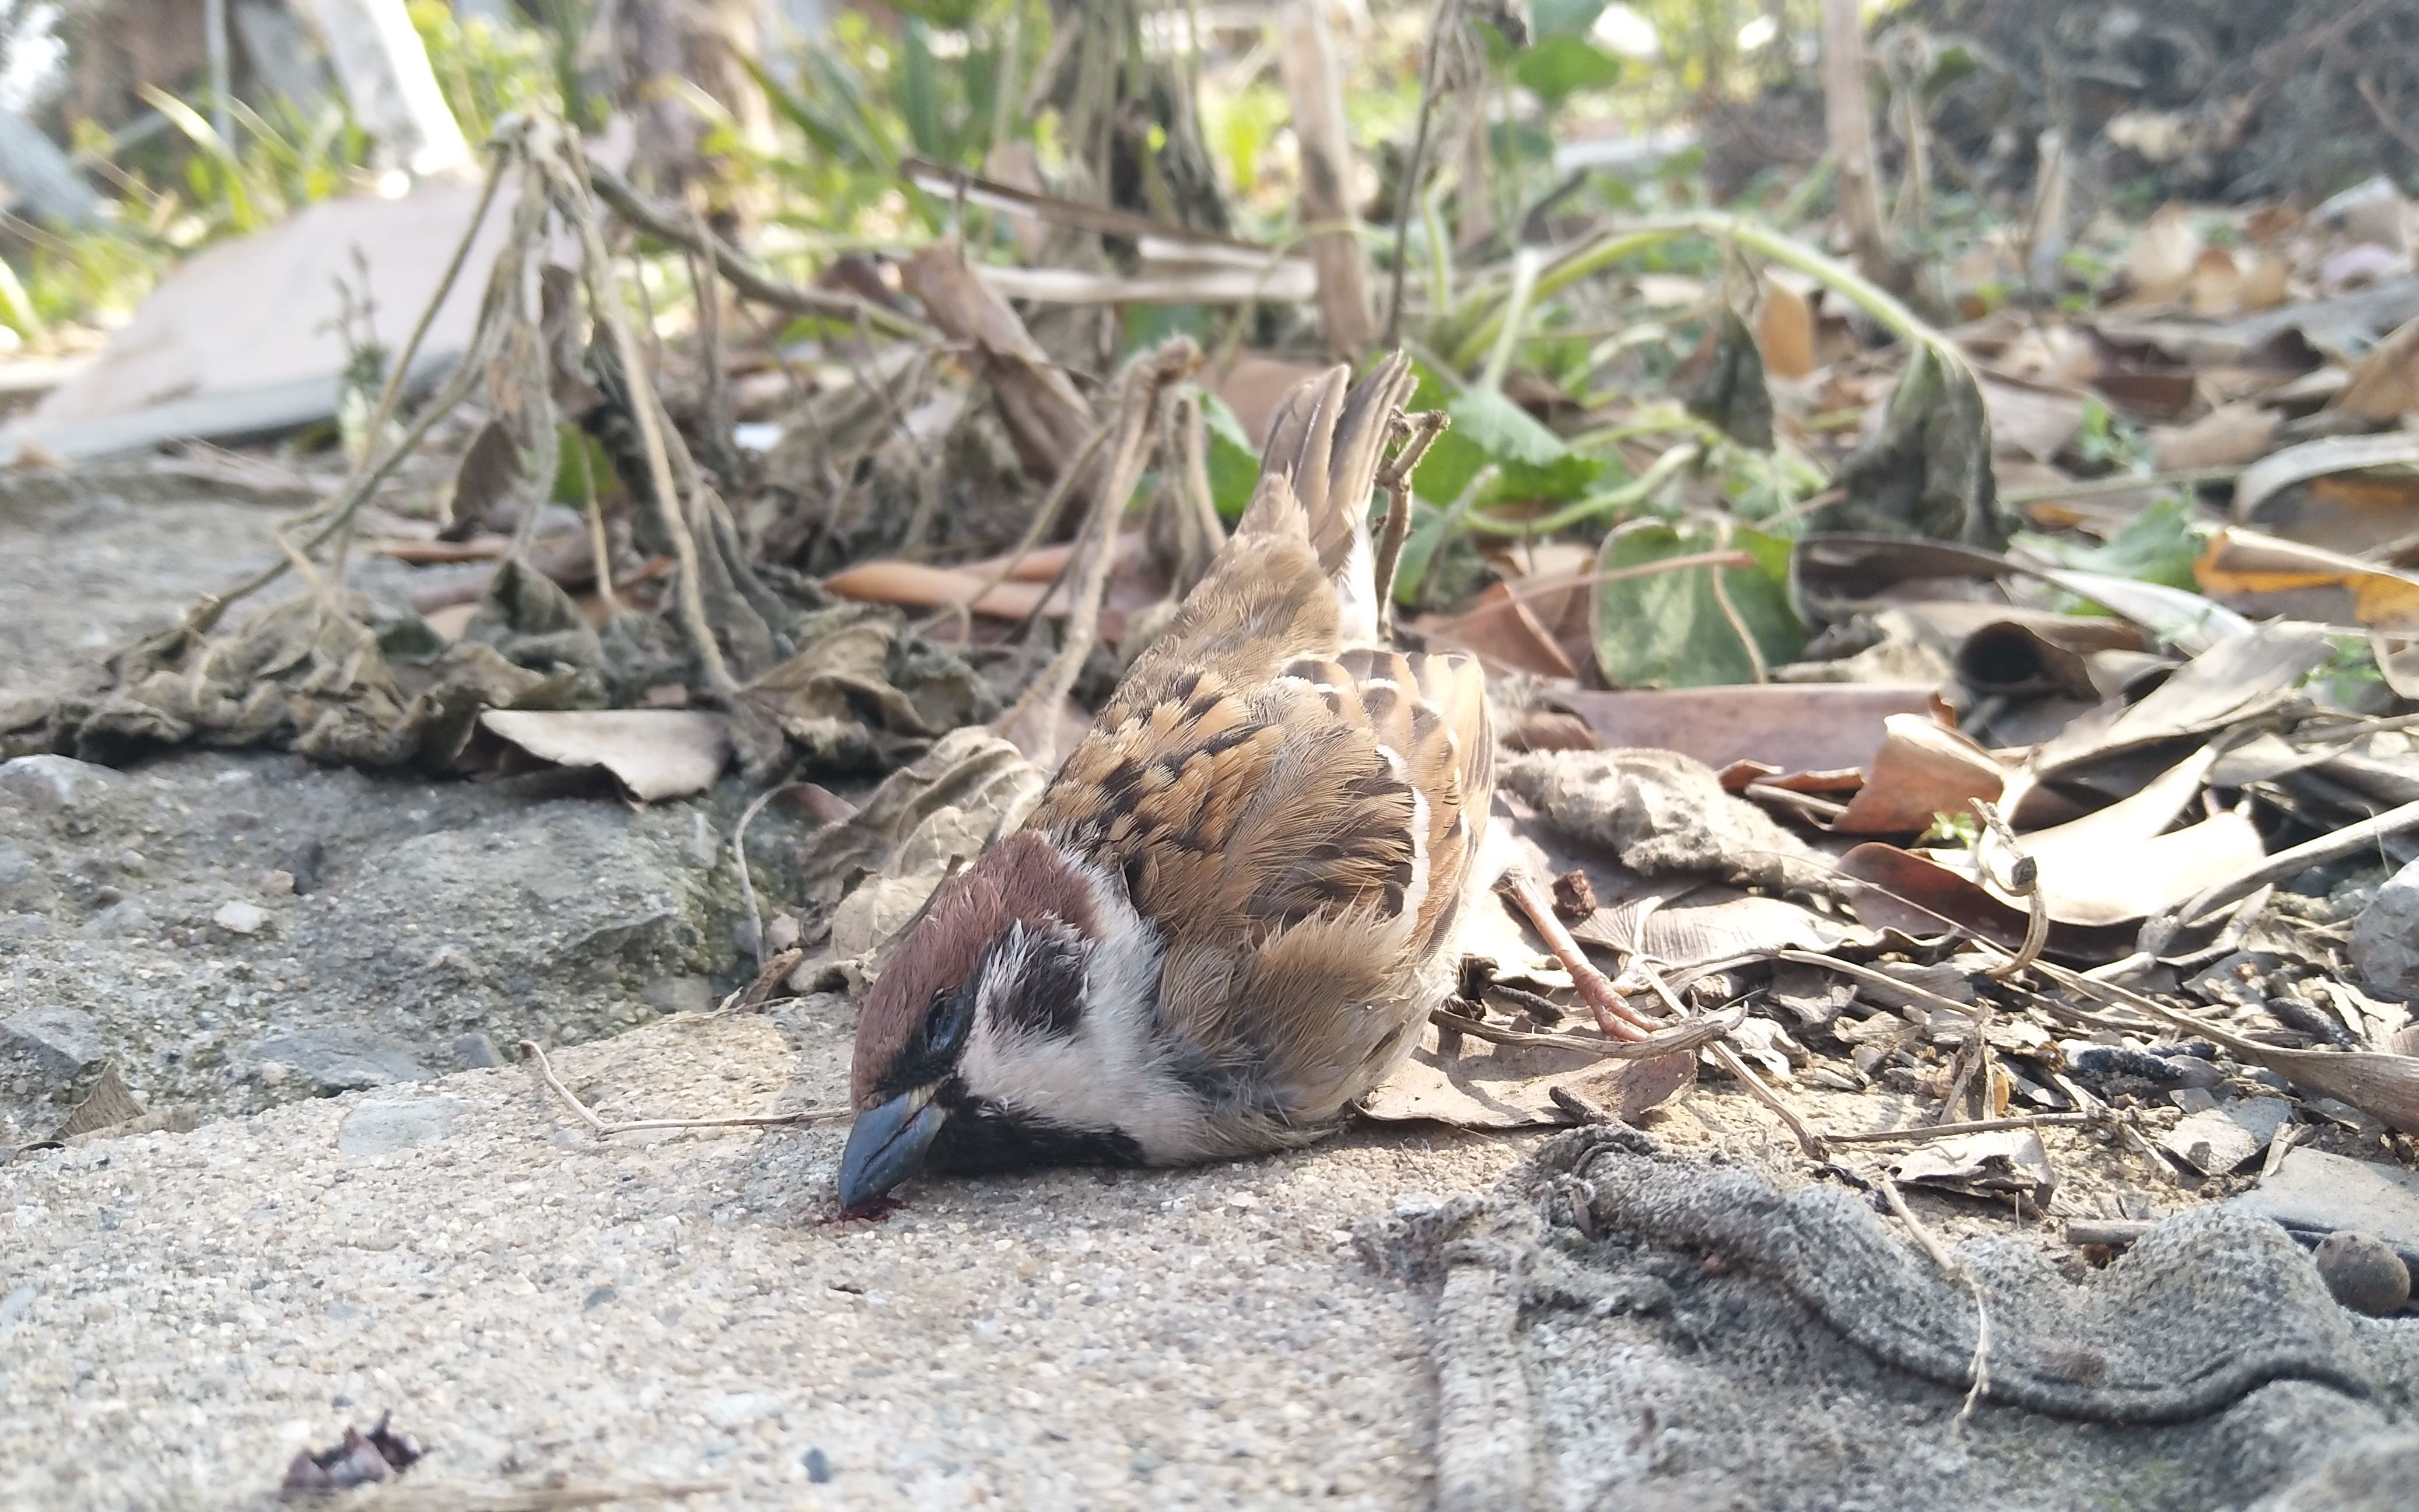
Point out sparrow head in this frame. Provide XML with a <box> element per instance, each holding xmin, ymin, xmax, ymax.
<box><xmin>838</xmin><ymin>831</ymin><xmax>1158</xmax><ymax>1209</ymax></box>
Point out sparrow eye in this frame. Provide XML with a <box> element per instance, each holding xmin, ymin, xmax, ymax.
<box><xmin>923</xmin><ymin>984</ymin><xmax>976</xmax><ymax>1059</ymax></box>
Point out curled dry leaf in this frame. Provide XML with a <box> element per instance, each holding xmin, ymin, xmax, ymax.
<box><xmin>2332</xmin><ymin>313</ymin><xmax>2419</xmax><ymax>421</ymax></box>
<box><xmin>1829</xmin><ymin>715</ymin><xmax>2008</xmax><ymax>836</ymax></box>
<box><xmin>2194</xmin><ymin>528</ymin><xmax>2419</xmax><ymax>628</ymax></box>
<box><xmin>1890</xmin><ymin>1129</ymin><xmax>2055</xmax><ymax>1206</ymax></box>
<box><xmin>475</xmin><ymin>709</ymin><xmax>730</xmax><ymax>802</ymax></box>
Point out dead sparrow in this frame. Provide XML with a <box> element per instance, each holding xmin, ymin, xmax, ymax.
<box><xmin>838</xmin><ymin>354</ymin><xmax>1497</xmax><ymax>1205</ymax></box>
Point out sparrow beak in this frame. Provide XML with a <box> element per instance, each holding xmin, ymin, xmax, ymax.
<box><xmin>837</xmin><ymin>1087</ymin><xmax>946</xmax><ymax>1210</ymax></box>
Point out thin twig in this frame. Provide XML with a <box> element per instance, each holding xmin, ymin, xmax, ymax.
<box><xmin>2138</xmin><ymin>797</ymin><xmax>2419</xmax><ymax>957</ymax></box>
<box><xmin>1969</xmin><ymin>798</ymin><xmax>2045</xmax><ymax>979</ymax></box>
<box><xmin>996</xmin><ymin>342</ymin><xmax>1199</xmax><ymax>760</ymax></box>
<box><xmin>1823</xmin><ymin>1112</ymin><xmax>2099</xmax><ymax>1146</ymax></box>
<box><xmin>1879</xmin><ymin>1175</ymin><xmax>1993</xmax><ymax>1420</ymax></box>
<box><xmin>1710</xmin><ymin>1040</ymin><xmax>1829</xmax><ymax>1159</ymax></box>
<box><xmin>520</xmin><ymin>1040</ymin><xmax>846</xmax><ymax>1138</ymax></box>
<box><xmin>1431</xmin><ymin>1002</ymin><xmax>1744</xmax><ymax>1060</ymax></box>
<box><xmin>730</xmin><ymin>780</ymin><xmax>787</xmax><ymax>973</ymax></box>
<box><xmin>587</xmin><ymin>161</ymin><xmax>932</xmax><ymax>341</ymax></box>
<box><xmin>553</xmin><ymin>135</ymin><xmax>736</xmax><ymax>694</ymax></box>
<box><xmin>923</xmin><ymin>418</ymin><xmax>1113</xmax><ymax>642</ymax></box>
<box><xmin>575</xmin><ymin>433</ymin><xmax>622</xmax><ymax>618</ymax></box>
<box><xmin>1385</xmin><ymin>0</ymin><xmax>1459</xmax><ymax>346</ymax></box>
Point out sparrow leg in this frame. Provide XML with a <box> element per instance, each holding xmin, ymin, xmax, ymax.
<box><xmin>1499</xmin><ymin>870</ymin><xmax>1668</xmax><ymax>1042</ymax></box>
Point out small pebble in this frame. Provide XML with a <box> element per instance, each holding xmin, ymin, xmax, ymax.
<box><xmin>802</xmin><ymin>1447</ymin><xmax>832</xmax><ymax>1483</ymax></box>
<box><xmin>212</xmin><ymin>900</ymin><xmax>268</xmax><ymax>935</ymax></box>
<box><xmin>2315</xmin><ymin>1231</ymin><xmax>2411</xmax><ymax>1316</ymax></box>
<box><xmin>260</xmin><ymin>869</ymin><xmax>296</xmax><ymax>897</ymax></box>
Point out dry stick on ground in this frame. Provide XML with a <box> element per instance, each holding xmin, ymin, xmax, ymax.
<box><xmin>729</xmin><ymin>779</ymin><xmax>790</xmax><ymax>974</ymax></box>
<box><xmin>1823</xmin><ymin>1112</ymin><xmax>2101</xmax><ymax>1146</ymax></box>
<box><xmin>1879</xmin><ymin>1175</ymin><xmax>1993</xmax><ymax>1421</ymax></box>
<box><xmin>1430</xmin><ymin>1002</ymin><xmax>1745</xmax><ymax>1060</ymax></box>
<box><xmin>575</xmin><ymin>437</ymin><xmax>622</xmax><ymax>618</ymax></box>
<box><xmin>1970</xmin><ymin>797</ymin><xmax>2046</xmax><ymax>979</ymax></box>
<box><xmin>520</xmin><ymin>1040</ymin><xmax>846</xmax><ymax>1138</ymax></box>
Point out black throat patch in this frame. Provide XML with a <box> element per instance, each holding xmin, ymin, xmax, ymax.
<box><xmin>926</xmin><ymin>1093</ymin><xmax>1144</xmax><ymax>1174</ymax></box>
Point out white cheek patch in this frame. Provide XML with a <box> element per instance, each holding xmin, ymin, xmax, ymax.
<box><xmin>956</xmin><ymin>857</ymin><xmax>1209</xmax><ymax>1162</ymax></box>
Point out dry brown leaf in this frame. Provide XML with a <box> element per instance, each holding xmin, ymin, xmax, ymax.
<box><xmin>1830</xmin><ymin>715</ymin><xmax>2009</xmax><ymax>836</ymax></box>
<box><xmin>2150</xmin><ymin>402</ymin><xmax>2280</xmax><ymax>470</ymax></box>
<box><xmin>2334</xmin><ymin>313</ymin><xmax>2419</xmax><ymax>421</ymax></box>
<box><xmin>477</xmin><ymin>709</ymin><xmax>730</xmax><ymax>801</ymax></box>
<box><xmin>1416</xmin><ymin>582</ymin><xmax>1579</xmax><ymax>680</ymax></box>
<box><xmin>1758</xmin><ymin>273</ymin><xmax>1817</xmax><ymax>379</ymax></box>
<box><xmin>1546</xmin><ymin>684</ymin><xmax>1937</xmax><ymax>778</ymax></box>
<box><xmin>2124</xmin><ymin>204</ymin><xmax>2201</xmax><ymax>303</ymax></box>
<box><xmin>1980</xmin><ymin>378</ymin><xmax>2087</xmax><ymax>461</ymax></box>
<box><xmin>824</xmin><ymin>560</ymin><xmax>1058</xmax><ymax>621</ymax></box>
<box><xmin>2186</xmin><ymin>247</ymin><xmax>2242</xmax><ymax>316</ymax></box>
<box><xmin>2195</xmin><ymin>527</ymin><xmax>2419</xmax><ymax>628</ymax></box>
<box><xmin>2236</xmin><ymin>250</ymin><xmax>2292</xmax><ymax>312</ymax></box>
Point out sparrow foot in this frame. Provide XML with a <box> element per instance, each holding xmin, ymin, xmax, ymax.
<box><xmin>1498</xmin><ymin>870</ymin><xmax>1669</xmax><ymax>1043</ymax></box>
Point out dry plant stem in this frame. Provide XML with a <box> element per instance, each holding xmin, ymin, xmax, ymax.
<box><xmin>729</xmin><ymin>781</ymin><xmax>787</xmax><ymax>972</ymax></box>
<box><xmin>2139</xmin><ymin>796</ymin><xmax>2419</xmax><ymax>957</ymax></box>
<box><xmin>355</xmin><ymin>145</ymin><xmax>509</xmax><ymax>483</ymax></box>
<box><xmin>586</xmin><ymin>162</ymin><xmax>930</xmax><ymax>341</ymax></box>
<box><xmin>1821</xmin><ymin>0</ymin><xmax>1891</xmax><ymax>286</ymax></box>
<box><xmin>1431</xmin><ymin>1003</ymin><xmax>1743</xmax><ymax>1061</ymax></box>
<box><xmin>1443</xmin><ymin>551</ymin><xmax>1759</xmax><ymax>626</ymax></box>
<box><xmin>925</xmin><ymin>420</ymin><xmax>1112</xmax><ymax>642</ymax></box>
<box><xmin>1823</xmin><ymin>1112</ymin><xmax>2099</xmax><ymax>1146</ymax></box>
<box><xmin>1500</xmin><ymin>870</ymin><xmax>1662</xmax><ymax>1041</ymax></box>
<box><xmin>520</xmin><ymin>1040</ymin><xmax>845</xmax><ymax>1137</ymax></box>
<box><xmin>1998</xmin><ymin>466</ymin><xmax>2244</xmax><ymax>505</ymax></box>
<box><xmin>558</xmin><ymin>158</ymin><xmax>736</xmax><ymax>695</ymax></box>
<box><xmin>1710</xmin><ymin>1040</ymin><xmax>1829</xmax><ymax>1160</ymax></box>
<box><xmin>687</xmin><ymin>216</ymin><xmax>734</xmax><ymax>478</ymax></box>
<box><xmin>1970</xmin><ymin>798</ymin><xmax>2047</xmax><ymax>978</ymax></box>
<box><xmin>1385</xmin><ymin>0</ymin><xmax>1459</xmax><ymax>346</ymax></box>
<box><xmin>1174</xmin><ymin>390</ymin><xmax>1226</xmax><ymax>568</ymax></box>
<box><xmin>996</xmin><ymin>351</ymin><xmax>1189</xmax><ymax>760</ymax></box>
<box><xmin>1704</xmin><ymin>528</ymin><xmax>1768</xmax><ymax>685</ymax></box>
<box><xmin>1879</xmin><ymin>1175</ymin><xmax>1991</xmax><ymax>1420</ymax></box>
<box><xmin>576</xmin><ymin>438</ymin><xmax>622</xmax><ymax>618</ymax></box>
<box><xmin>1774</xmin><ymin>950</ymin><xmax>1986</xmax><ymax>1026</ymax></box>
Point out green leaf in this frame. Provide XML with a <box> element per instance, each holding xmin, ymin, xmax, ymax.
<box><xmin>2018</xmin><ymin>492</ymin><xmax>2210</xmax><ymax>593</ymax></box>
<box><xmin>1593</xmin><ymin>520</ymin><xmax>1807</xmax><ymax>688</ymax></box>
<box><xmin>1443</xmin><ymin>387</ymin><xmax>1604</xmax><ymax>504</ymax></box>
<box><xmin>1514</xmin><ymin>36</ymin><xmax>1623</xmax><ymax>103</ymax></box>
<box><xmin>1199</xmin><ymin>391</ymin><xmax>1261</xmax><ymax>520</ymax></box>
<box><xmin>1448</xmin><ymin>386</ymin><xmax>1568</xmax><ymax>467</ymax></box>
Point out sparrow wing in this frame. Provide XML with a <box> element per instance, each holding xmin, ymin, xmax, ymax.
<box><xmin>1027</xmin><ymin>644</ymin><xmax>1493</xmax><ymax>1119</ymax></box>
